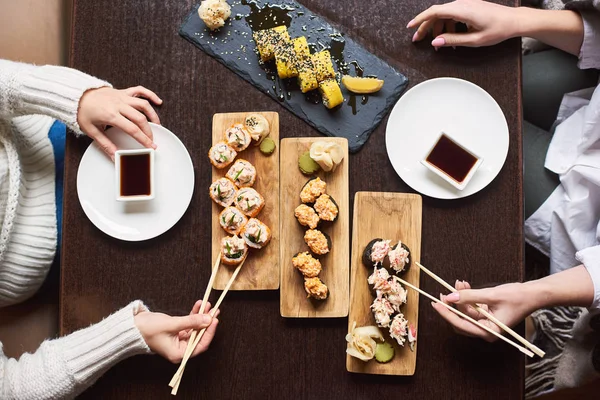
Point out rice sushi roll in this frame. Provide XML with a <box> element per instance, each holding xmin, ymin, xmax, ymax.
<box><xmin>292</xmin><ymin>251</ymin><xmax>322</xmax><ymax>278</ymax></box>
<box><xmin>362</xmin><ymin>239</ymin><xmax>391</xmax><ymax>268</ymax></box>
<box><xmin>387</xmin><ymin>277</ymin><xmax>408</xmax><ymax>311</ymax></box>
<box><xmin>220</xmin><ymin>235</ymin><xmax>249</xmax><ymax>266</ymax></box>
<box><xmin>304</xmin><ymin>229</ymin><xmax>331</xmax><ymax>255</ymax></box>
<box><xmin>241</xmin><ymin>218</ymin><xmax>271</xmax><ymax>249</ymax></box>
<box><xmin>370</xmin><ymin>297</ymin><xmax>395</xmax><ymax>328</ymax></box>
<box><xmin>313</xmin><ymin>194</ymin><xmax>339</xmax><ymax>222</ymax></box>
<box><xmin>219</xmin><ymin>206</ymin><xmax>248</xmax><ymax>235</ymax></box>
<box><xmin>304</xmin><ymin>276</ymin><xmax>329</xmax><ymax>300</ymax></box>
<box><xmin>224</xmin><ymin>123</ymin><xmax>252</xmax><ymax>152</ymax></box>
<box><xmin>387</xmin><ymin>241</ymin><xmax>411</xmax><ymax>275</ymax></box>
<box><xmin>209</xmin><ymin>177</ymin><xmax>238</xmax><ymax>207</ymax></box>
<box><xmin>226</xmin><ymin>159</ymin><xmax>257</xmax><ymax>188</ymax></box>
<box><xmin>300</xmin><ymin>177</ymin><xmax>326</xmax><ymax>204</ymax></box>
<box><xmin>208</xmin><ymin>142</ymin><xmax>237</xmax><ymax>169</ymax></box>
<box><xmin>234</xmin><ymin>187</ymin><xmax>265</xmax><ymax>218</ymax></box>
<box><xmin>294</xmin><ymin>204</ymin><xmax>320</xmax><ymax>229</ymax></box>
<box><xmin>367</xmin><ymin>267</ymin><xmax>392</xmax><ymax>297</ymax></box>
<box><xmin>389</xmin><ymin>313</ymin><xmax>409</xmax><ymax>347</ymax></box>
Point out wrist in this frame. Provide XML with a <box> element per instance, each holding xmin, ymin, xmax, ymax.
<box><xmin>521</xmin><ymin>279</ymin><xmax>552</xmax><ymax>312</ymax></box>
<box><xmin>512</xmin><ymin>7</ymin><xmax>540</xmax><ymax>38</ymax></box>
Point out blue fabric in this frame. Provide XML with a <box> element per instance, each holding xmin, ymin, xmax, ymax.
<box><xmin>48</xmin><ymin>120</ymin><xmax>65</xmax><ymax>262</ymax></box>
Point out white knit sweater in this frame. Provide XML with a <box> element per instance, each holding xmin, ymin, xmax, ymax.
<box><xmin>0</xmin><ymin>60</ymin><xmax>151</xmax><ymax>398</ymax></box>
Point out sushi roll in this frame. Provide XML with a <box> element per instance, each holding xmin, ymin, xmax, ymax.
<box><xmin>313</xmin><ymin>194</ymin><xmax>339</xmax><ymax>222</ymax></box>
<box><xmin>241</xmin><ymin>218</ymin><xmax>271</xmax><ymax>249</ymax></box>
<box><xmin>389</xmin><ymin>313</ymin><xmax>409</xmax><ymax>347</ymax></box>
<box><xmin>300</xmin><ymin>177</ymin><xmax>327</xmax><ymax>204</ymax></box>
<box><xmin>367</xmin><ymin>267</ymin><xmax>392</xmax><ymax>297</ymax></box>
<box><xmin>304</xmin><ymin>229</ymin><xmax>331</xmax><ymax>255</ymax></box>
<box><xmin>208</xmin><ymin>142</ymin><xmax>237</xmax><ymax>169</ymax></box>
<box><xmin>370</xmin><ymin>297</ymin><xmax>395</xmax><ymax>328</ymax></box>
<box><xmin>387</xmin><ymin>241</ymin><xmax>411</xmax><ymax>275</ymax></box>
<box><xmin>253</xmin><ymin>25</ymin><xmax>290</xmax><ymax>62</ymax></box>
<box><xmin>224</xmin><ymin>123</ymin><xmax>252</xmax><ymax>152</ymax></box>
<box><xmin>362</xmin><ymin>239</ymin><xmax>391</xmax><ymax>268</ymax></box>
<box><xmin>387</xmin><ymin>277</ymin><xmax>408</xmax><ymax>312</ymax></box>
<box><xmin>219</xmin><ymin>206</ymin><xmax>248</xmax><ymax>235</ymax></box>
<box><xmin>220</xmin><ymin>235</ymin><xmax>248</xmax><ymax>266</ymax></box>
<box><xmin>209</xmin><ymin>177</ymin><xmax>238</xmax><ymax>207</ymax></box>
<box><xmin>292</xmin><ymin>251</ymin><xmax>322</xmax><ymax>278</ymax></box>
<box><xmin>294</xmin><ymin>204</ymin><xmax>320</xmax><ymax>229</ymax></box>
<box><xmin>226</xmin><ymin>159</ymin><xmax>257</xmax><ymax>188</ymax></box>
<box><xmin>234</xmin><ymin>187</ymin><xmax>265</xmax><ymax>218</ymax></box>
<box><xmin>304</xmin><ymin>276</ymin><xmax>329</xmax><ymax>300</ymax></box>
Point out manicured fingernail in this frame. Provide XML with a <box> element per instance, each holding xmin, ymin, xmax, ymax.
<box><xmin>431</xmin><ymin>301</ymin><xmax>436</xmax><ymax>307</ymax></box>
<box><xmin>407</xmin><ymin>19</ymin><xmax>415</xmax><ymax>28</ymax></box>
<box><xmin>446</xmin><ymin>293</ymin><xmax>460</xmax><ymax>302</ymax></box>
<box><xmin>455</xmin><ymin>279</ymin><xmax>460</xmax><ymax>286</ymax></box>
<box><xmin>412</xmin><ymin>32</ymin><xmax>418</xmax><ymax>42</ymax></box>
<box><xmin>152</xmin><ymin>143</ymin><xmax>157</xmax><ymax>150</ymax></box>
<box><xmin>431</xmin><ymin>37</ymin><xmax>445</xmax><ymax>47</ymax></box>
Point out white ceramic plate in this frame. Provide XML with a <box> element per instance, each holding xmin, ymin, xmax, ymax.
<box><xmin>77</xmin><ymin>123</ymin><xmax>195</xmax><ymax>241</ymax></box>
<box><xmin>385</xmin><ymin>77</ymin><xmax>509</xmax><ymax>199</ymax></box>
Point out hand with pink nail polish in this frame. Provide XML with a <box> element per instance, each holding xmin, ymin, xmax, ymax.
<box><xmin>407</xmin><ymin>0</ymin><xmax>520</xmax><ymax>49</ymax></box>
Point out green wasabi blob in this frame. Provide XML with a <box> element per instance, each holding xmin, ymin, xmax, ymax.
<box><xmin>375</xmin><ymin>342</ymin><xmax>395</xmax><ymax>363</ymax></box>
<box><xmin>259</xmin><ymin>137</ymin><xmax>276</xmax><ymax>156</ymax></box>
<box><xmin>298</xmin><ymin>151</ymin><xmax>320</xmax><ymax>175</ymax></box>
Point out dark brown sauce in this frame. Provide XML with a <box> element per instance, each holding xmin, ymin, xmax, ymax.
<box><xmin>242</xmin><ymin>0</ymin><xmax>294</xmax><ymax>30</ymax></box>
<box><xmin>426</xmin><ymin>134</ymin><xmax>478</xmax><ymax>183</ymax></box>
<box><xmin>120</xmin><ymin>153</ymin><xmax>151</xmax><ymax>196</ymax></box>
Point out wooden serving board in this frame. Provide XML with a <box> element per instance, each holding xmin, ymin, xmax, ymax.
<box><xmin>211</xmin><ymin>112</ymin><xmax>279</xmax><ymax>290</ymax></box>
<box><xmin>280</xmin><ymin>138</ymin><xmax>349</xmax><ymax>318</ymax></box>
<box><xmin>347</xmin><ymin>192</ymin><xmax>422</xmax><ymax>375</ymax></box>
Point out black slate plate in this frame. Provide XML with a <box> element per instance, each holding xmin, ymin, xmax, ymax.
<box><xmin>180</xmin><ymin>1</ymin><xmax>408</xmax><ymax>152</ymax></box>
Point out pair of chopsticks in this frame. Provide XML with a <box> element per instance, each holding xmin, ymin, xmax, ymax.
<box><xmin>168</xmin><ymin>252</ymin><xmax>245</xmax><ymax>395</ymax></box>
<box><xmin>396</xmin><ymin>261</ymin><xmax>544</xmax><ymax>358</ymax></box>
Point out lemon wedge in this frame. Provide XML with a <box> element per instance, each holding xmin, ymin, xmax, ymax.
<box><xmin>341</xmin><ymin>75</ymin><xmax>384</xmax><ymax>94</ymax></box>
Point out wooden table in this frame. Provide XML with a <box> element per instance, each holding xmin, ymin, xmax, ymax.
<box><xmin>62</xmin><ymin>0</ymin><xmax>524</xmax><ymax>398</ymax></box>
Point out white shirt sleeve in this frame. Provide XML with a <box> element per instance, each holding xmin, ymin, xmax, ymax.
<box><xmin>576</xmin><ymin>246</ymin><xmax>600</xmax><ymax>310</ymax></box>
<box><xmin>0</xmin><ymin>301</ymin><xmax>150</xmax><ymax>400</ymax></box>
<box><xmin>577</xmin><ymin>11</ymin><xmax>600</xmax><ymax>70</ymax></box>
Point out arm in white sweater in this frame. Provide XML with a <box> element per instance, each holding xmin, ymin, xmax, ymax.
<box><xmin>0</xmin><ymin>301</ymin><xmax>151</xmax><ymax>399</ymax></box>
<box><xmin>0</xmin><ymin>59</ymin><xmax>111</xmax><ymax>135</ymax></box>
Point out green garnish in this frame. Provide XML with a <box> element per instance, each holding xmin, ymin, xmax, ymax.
<box><xmin>229</xmin><ymin>214</ymin><xmax>236</xmax><ymax>224</ymax></box>
<box><xmin>217</xmin><ymin>184</ymin><xmax>222</xmax><ymax>198</ymax></box>
<box><xmin>234</xmin><ymin>133</ymin><xmax>242</xmax><ymax>144</ymax></box>
<box><xmin>221</xmin><ymin>215</ymin><xmax>226</xmax><ymax>224</ymax></box>
<box><xmin>256</xmin><ymin>227</ymin><xmax>262</xmax><ymax>242</ymax></box>
<box><xmin>219</xmin><ymin>154</ymin><xmax>227</xmax><ymax>161</ymax></box>
<box><xmin>237</xmin><ymin>195</ymin><xmax>243</xmax><ymax>202</ymax></box>
<box><xmin>225</xmin><ymin>241</ymin><xmax>231</xmax><ymax>253</ymax></box>
<box><xmin>234</xmin><ymin>168</ymin><xmax>244</xmax><ymax>181</ymax></box>
<box><xmin>246</xmin><ymin>200</ymin><xmax>251</xmax><ymax>210</ymax></box>
<box><xmin>230</xmin><ymin>251</ymin><xmax>243</xmax><ymax>259</ymax></box>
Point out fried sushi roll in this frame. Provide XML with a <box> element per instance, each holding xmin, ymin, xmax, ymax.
<box><xmin>313</xmin><ymin>194</ymin><xmax>339</xmax><ymax>222</ymax></box>
<box><xmin>220</xmin><ymin>235</ymin><xmax>248</xmax><ymax>266</ymax></box>
<box><xmin>224</xmin><ymin>123</ymin><xmax>252</xmax><ymax>152</ymax></box>
<box><xmin>362</xmin><ymin>238</ymin><xmax>391</xmax><ymax>268</ymax></box>
<box><xmin>292</xmin><ymin>251</ymin><xmax>322</xmax><ymax>278</ymax></box>
<box><xmin>209</xmin><ymin>177</ymin><xmax>238</xmax><ymax>208</ymax></box>
<box><xmin>387</xmin><ymin>241</ymin><xmax>411</xmax><ymax>275</ymax></box>
<box><xmin>304</xmin><ymin>229</ymin><xmax>331</xmax><ymax>255</ymax></box>
<box><xmin>253</xmin><ymin>25</ymin><xmax>290</xmax><ymax>62</ymax></box>
<box><xmin>294</xmin><ymin>204</ymin><xmax>320</xmax><ymax>229</ymax></box>
<box><xmin>226</xmin><ymin>159</ymin><xmax>257</xmax><ymax>188</ymax></box>
<box><xmin>241</xmin><ymin>218</ymin><xmax>271</xmax><ymax>249</ymax></box>
<box><xmin>304</xmin><ymin>276</ymin><xmax>329</xmax><ymax>300</ymax></box>
<box><xmin>208</xmin><ymin>142</ymin><xmax>237</xmax><ymax>169</ymax></box>
<box><xmin>300</xmin><ymin>177</ymin><xmax>327</xmax><ymax>204</ymax></box>
<box><xmin>219</xmin><ymin>206</ymin><xmax>248</xmax><ymax>235</ymax></box>
<box><xmin>234</xmin><ymin>187</ymin><xmax>265</xmax><ymax>218</ymax></box>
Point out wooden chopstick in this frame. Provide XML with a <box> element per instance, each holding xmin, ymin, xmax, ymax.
<box><xmin>170</xmin><ymin>259</ymin><xmax>246</xmax><ymax>395</ymax></box>
<box><xmin>415</xmin><ymin>262</ymin><xmax>545</xmax><ymax>358</ymax></box>
<box><xmin>396</xmin><ymin>277</ymin><xmax>535</xmax><ymax>358</ymax></box>
<box><xmin>168</xmin><ymin>253</ymin><xmax>221</xmax><ymax>389</ymax></box>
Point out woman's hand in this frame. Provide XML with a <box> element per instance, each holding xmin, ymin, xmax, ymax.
<box><xmin>407</xmin><ymin>0</ymin><xmax>520</xmax><ymax>49</ymax></box>
<box><xmin>134</xmin><ymin>300</ymin><xmax>220</xmax><ymax>363</ymax></box>
<box><xmin>431</xmin><ymin>280</ymin><xmax>535</xmax><ymax>341</ymax></box>
<box><xmin>77</xmin><ymin>86</ymin><xmax>163</xmax><ymax>159</ymax></box>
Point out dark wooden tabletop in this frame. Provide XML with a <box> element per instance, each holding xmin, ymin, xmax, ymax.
<box><xmin>62</xmin><ymin>0</ymin><xmax>524</xmax><ymax>398</ymax></box>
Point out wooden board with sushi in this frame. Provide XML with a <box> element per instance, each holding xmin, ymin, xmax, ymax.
<box><xmin>210</xmin><ymin>112</ymin><xmax>280</xmax><ymax>290</ymax></box>
<box><xmin>280</xmin><ymin>137</ymin><xmax>349</xmax><ymax>318</ymax></box>
<box><xmin>347</xmin><ymin>192</ymin><xmax>421</xmax><ymax>375</ymax></box>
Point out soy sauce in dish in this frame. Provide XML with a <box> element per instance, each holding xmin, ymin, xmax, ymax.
<box><xmin>426</xmin><ymin>134</ymin><xmax>478</xmax><ymax>183</ymax></box>
<box><xmin>120</xmin><ymin>154</ymin><xmax>151</xmax><ymax>196</ymax></box>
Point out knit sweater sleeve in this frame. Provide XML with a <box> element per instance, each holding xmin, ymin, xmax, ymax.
<box><xmin>0</xmin><ymin>59</ymin><xmax>111</xmax><ymax>135</ymax></box>
<box><xmin>0</xmin><ymin>301</ymin><xmax>151</xmax><ymax>400</ymax></box>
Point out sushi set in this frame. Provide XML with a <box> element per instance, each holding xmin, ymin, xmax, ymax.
<box><xmin>280</xmin><ymin>138</ymin><xmax>350</xmax><ymax>318</ymax></box>
<box><xmin>210</xmin><ymin>112</ymin><xmax>280</xmax><ymax>290</ymax></box>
